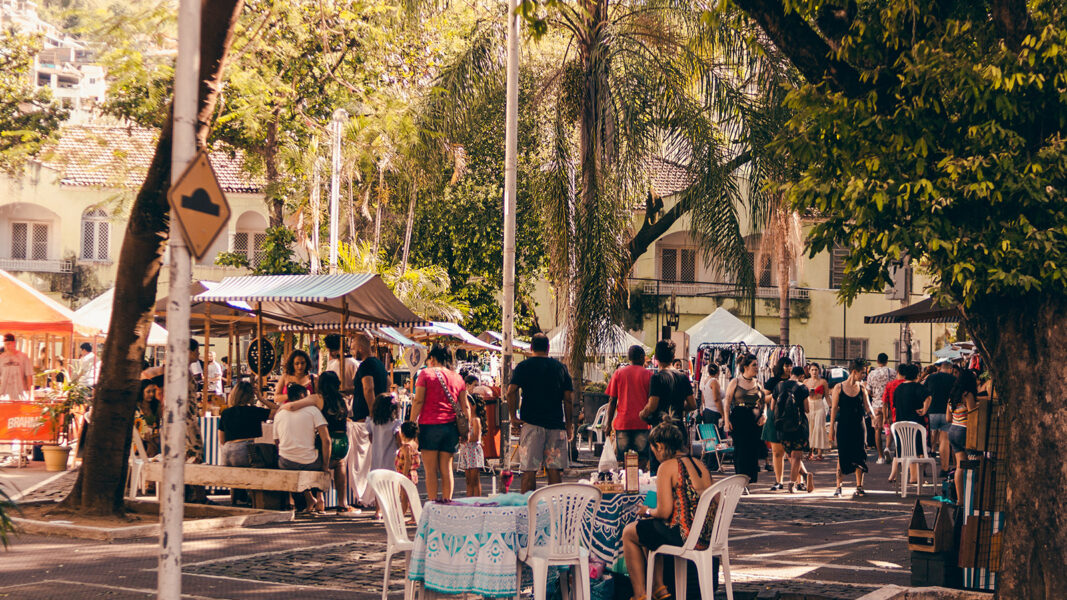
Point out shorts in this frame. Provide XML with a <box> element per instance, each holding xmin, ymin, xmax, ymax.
<box><xmin>948</xmin><ymin>425</ymin><xmax>968</xmax><ymax>454</ymax></box>
<box><xmin>635</xmin><ymin>518</ymin><xmax>685</xmax><ymax>550</ymax></box>
<box><xmin>329</xmin><ymin>433</ymin><xmax>349</xmax><ymax>466</ymax></box>
<box><xmin>418</xmin><ymin>422</ymin><xmax>459</xmax><ymax>454</ymax></box>
<box><xmin>928</xmin><ymin>413</ymin><xmax>951</xmax><ymax>432</ymax></box>
<box><xmin>871</xmin><ymin>411</ymin><xmax>884</xmax><ymax>430</ymax></box>
<box><xmin>278</xmin><ymin>456</ymin><xmax>322</xmax><ymax>471</ymax></box>
<box><xmin>518</xmin><ymin>423</ymin><xmax>569</xmax><ymax>471</ymax></box>
<box><xmin>455</xmin><ymin>441</ymin><xmax>485</xmax><ymax>470</ymax></box>
<box><xmin>221</xmin><ymin>439</ymin><xmax>253</xmax><ymax>467</ymax></box>
<box><xmin>614</xmin><ymin>430</ymin><xmax>650</xmax><ymax>462</ymax></box>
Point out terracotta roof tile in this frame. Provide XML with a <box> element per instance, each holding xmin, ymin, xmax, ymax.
<box><xmin>38</xmin><ymin>125</ymin><xmax>264</xmax><ymax>194</ymax></box>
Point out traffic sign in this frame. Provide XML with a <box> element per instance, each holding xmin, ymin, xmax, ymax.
<box><xmin>167</xmin><ymin>151</ymin><xmax>231</xmax><ymax>260</ymax></box>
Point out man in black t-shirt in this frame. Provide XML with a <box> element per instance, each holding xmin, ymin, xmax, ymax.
<box><xmin>638</xmin><ymin>340</ymin><xmax>695</xmax><ymax>474</ymax></box>
<box><xmin>507</xmin><ymin>333</ymin><xmax>574</xmax><ymax>492</ymax></box>
<box><xmin>924</xmin><ymin>360</ymin><xmax>956</xmax><ymax>472</ymax></box>
<box><xmin>639</xmin><ymin>339</ymin><xmax>696</xmax><ymax>427</ymax></box>
<box><xmin>350</xmin><ymin>332</ymin><xmax>389</xmax><ymax>508</ymax></box>
<box><xmin>887</xmin><ymin>362</ymin><xmax>932</xmax><ymax>484</ymax></box>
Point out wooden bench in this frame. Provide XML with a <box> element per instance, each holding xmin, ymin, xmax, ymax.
<box><xmin>140</xmin><ymin>462</ymin><xmax>330</xmax><ymax>510</ymax></box>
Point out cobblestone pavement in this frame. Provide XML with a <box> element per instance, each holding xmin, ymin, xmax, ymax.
<box><xmin>0</xmin><ymin>449</ymin><xmax>924</xmax><ymax>599</ymax></box>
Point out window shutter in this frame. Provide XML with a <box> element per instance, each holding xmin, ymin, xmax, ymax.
<box><xmin>830</xmin><ymin>246</ymin><xmax>848</xmax><ymax>289</ymax></box>
<box><xmin>680</xmin><ymin>248</ymin><xmax>696</xmax><ymax>283</ymax></box>
<box><xmin>661</xmin><ymin>248</ymin><xmax>677</xmax><ymax>282</ymax></box>
<box><xmin>97</xmin><ymin>221</ymin><xmax>109</xmax><ymax>260</ymax></box>
<box><xmin>233</xmin><ymin>232</ymin><xmax>249</xmax><ymax>260</ymax></box>
<box><xmin>11</xmin><ymin>223</ymin><xmax>27</xmax><ymax>259</ymax></box>
<box><xmin>252</xmin><ymin>232</ymin><xmax>267</xmax><ymax>267</ymax></box>
<box><xmin>31</xmin><ymin>223</ymin><xmax>48</xmax><ymax>260</ymax></box>
<box><xmin>82</xmin><ymin>219</ymin><xmax>95</xmax><ymax>259</ymax></box>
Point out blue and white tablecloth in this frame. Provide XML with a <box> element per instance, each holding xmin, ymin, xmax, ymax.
<box><xmin>408</xmin><ymin>493</ymin><xmax>643</xmax><ymax>597</ymax></box>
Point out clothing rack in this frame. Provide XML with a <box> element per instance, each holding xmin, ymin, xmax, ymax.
<box><xmin>694</xmin><ymin>342</ymin><xmax>806</xmax><ymax>389</ymax></box>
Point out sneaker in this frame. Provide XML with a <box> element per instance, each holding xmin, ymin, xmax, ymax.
<box><xmin>833</xmin><ymin>487</ymin><xmax>842</xmax><ymax>497</ymax></box>
<box><xmin>769</xmin><ymin>483</ymin><xmax>784</xmax><ymax>492</ymax></box>
<box><xmin>854</xmin><ymin>487</ymin><xmax>867</xmax><ymax>497</ymax></box>
<box><xmin>876</xmin><ymin>457</ymin><xmax>885</xmax><ymax>465</ymax></box>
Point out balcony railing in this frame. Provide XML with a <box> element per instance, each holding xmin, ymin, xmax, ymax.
<box><xmin>636</xmin><ymin>279</ymin><xmax>810</xmax><ymax>300</ymax></box>
<box><xmin>0</xmin><ymin>258</ymin><xmax>73</xmax><ymax>273</ymax></box>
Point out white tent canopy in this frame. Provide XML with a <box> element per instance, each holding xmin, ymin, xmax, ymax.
<box><xmin>685</xmin><ymin>307</ymin><xmax>774</xmax><ymax>355</ymax></box>
<box><xmin>75</xmin><ymin>288</ymin><xmax>169</xmax><ymax>346</ymax></box>
<box><xmin>546</xmin><ymin>323</ymin><xmax>646</xmax><ymax>357</ymax></box>
<box><xmin>412</xmin><ymin>321</ymin><xmax>501</xmax><ymax>352</ymax></box>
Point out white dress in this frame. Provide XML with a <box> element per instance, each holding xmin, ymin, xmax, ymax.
<box><xmin>807</xmin><ymin>393</ymin><xmax>829</xmax><ymax>450</ymax></box>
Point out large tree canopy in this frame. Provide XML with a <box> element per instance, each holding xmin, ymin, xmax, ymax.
<box><xmin>731</xmin><ymin>1</ymin><xmax>1067</xmax><ymax>597</ymax></box>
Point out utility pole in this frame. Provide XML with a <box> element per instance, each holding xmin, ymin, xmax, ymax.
<box><xmin>330</xmin><ymin>109</ymin><xmax>347</xmax><ymax>274</ymax></box>
<box><xmin>160</xmin><ymin>0</ymin><xmax>198</xmax><ymax>597</ymax></box>
<box><xmin>500</xmin><ymin>0</ymin><xmax>519</xmax><ymax>459</ymax></box>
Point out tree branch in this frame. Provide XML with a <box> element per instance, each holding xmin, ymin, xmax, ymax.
<box><xmin>990</xmin><ymin>0</ymin><xmax>1030</xmax><ymax>50</ymax></box>
<box><xmin>732</xmin><ymin>0</ymin><xmax>867</xmax><ymax>97</ymax></box>
<box><xmin>625</xmin><ymin>150</ymin><xmax>751</xmax><ymax>274</ymax></box>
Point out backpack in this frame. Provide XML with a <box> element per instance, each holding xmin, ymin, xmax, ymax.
<box><xmin>775</xmin><ymin>382</ymin><xmax>806</xmax><ymax>435</ymax></box>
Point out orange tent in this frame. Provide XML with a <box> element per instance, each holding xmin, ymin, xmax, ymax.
<box><xmin>0</xmin><ymin>269</ymin><xmax>97</xmax><ymax>336</ymax></box>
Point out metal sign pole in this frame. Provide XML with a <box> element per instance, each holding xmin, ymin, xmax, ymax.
<box><xmin>159</xmin><ymin>0</ymin><xmax>199</xmax><ymax>596</ymax></box>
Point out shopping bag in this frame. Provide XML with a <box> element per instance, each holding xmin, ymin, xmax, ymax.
<box><xmin>598</xmin><ymin>437</ymin><xmax>618</xmax><ymax>471</ymax></box>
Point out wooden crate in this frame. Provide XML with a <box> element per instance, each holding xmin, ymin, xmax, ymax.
<box><xmin>911</xmin><ymin>550</ymin><xmax>962</xmax><ymax>588</ymax></box>
<box><xmin>959</xmin><ymin>514</ymin><xmax>1003</xmax><ymax>572</ymax></box>
<box><xmin>962</xmin><ymin>458</ymin><xmax>1008</xmax><ymax>513</ymax></box>
<box><xmin>966</xmin><ymin>400</ymin><xmax>1008</xmax><ymax>453</ymax></box>
<box><xmin>907</xmin><ymin>499</ymin><xmax>954</xmax><ymax>553</ymax></box>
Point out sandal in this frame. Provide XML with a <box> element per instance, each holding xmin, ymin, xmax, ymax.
<box><xmin>833</xmin><ymin>487</ymin><xmax>842</xmax><ymax>497</ymax></box>
<box><xmin>652</xmin><ymin>585</ymin><xmax>671</xmax><ymax>600</ymax></box>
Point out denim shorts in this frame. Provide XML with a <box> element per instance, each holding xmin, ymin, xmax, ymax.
<box><xmin>948</xmin><ymin>425</ymin><xmax>968</xmax><ymax>453</ymax></box>
<box><xmin>221</xmin><ymin>439</ymin><xmax>253</xmax><ymax>467</ymax></box>
<box><xmin>278</xmin><ymin>456</ymin><xmax>322</xmax><ymax>471</ymax></box>
<box><xmin>418</xmin><ymin>422</ymin><xmax>459</xmax><ymax>454</ymax></box>
<box><xmin>929</xmin><ymin>413</ymin><xmax>951</xmax><ymax>432</ymax></box>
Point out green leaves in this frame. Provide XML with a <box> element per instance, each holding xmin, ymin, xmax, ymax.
<box><xmin>774</xmin><ymin>3</ymin><xmax>1067</xmax><ymax>308</ymax></box>
<box><xmin>0</xmin><ymin>29</ymin><xmax>67</xmax><ymax>175</ymax></box>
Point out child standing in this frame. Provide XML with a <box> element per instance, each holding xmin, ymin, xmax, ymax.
<box><xmin>369</xmin><ymin>393</ymin><xmax>402</xmax><ymax>518</ymax></box>
<box><xmin>396</xmin><ymin>421</ymin><xmax>421</xmax><ymax>522</ymax></box>
<box><xmin>457</xmin><ymin>375</ymin><xmax>487</xmax><ymax>497</ymax></box>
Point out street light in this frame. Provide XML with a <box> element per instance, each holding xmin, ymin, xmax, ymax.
<box><xmin>329</xmin><ymin>109</ymin><xmax>347</xmax><ymax>274</ymax></box>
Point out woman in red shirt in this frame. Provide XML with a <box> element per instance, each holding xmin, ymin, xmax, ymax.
<box><xmin>409</xmin><ymin>345</ymin><xmax>473</xmax><ymax>501</ymax></box>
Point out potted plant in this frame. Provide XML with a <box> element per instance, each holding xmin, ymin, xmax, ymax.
<box><xmin>37</xmin><ymin>378</ymin><xmax>90</xmax><ymax>472</ymax></box>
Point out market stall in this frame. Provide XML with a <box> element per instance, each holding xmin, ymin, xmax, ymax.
<box><xmin>685</xmin><ymin>307</ymin><xmax>775</xmax><ymax>356</ymax></box>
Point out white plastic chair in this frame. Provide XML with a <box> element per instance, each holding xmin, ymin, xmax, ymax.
<box><xmin>582</xmin><ymin>404</ymin><xmax>610</xmax><ymax>451</ymax></box>
<box><xmin>368</xmin><ymin>469</ymin><xmax>423</xmax><ymax>600</ymax></box>
<box><xmin>890</xmin><ymin>422</ymin><xmax>938</xmax><ymax>498</ymax></box>
<box><xmin>645</xmin><ymin>474</ymin><xmax>748</xmax><ymax>600</ymax></box>
<box><xmin>517</xmin><ymin>484</ymin><xmax>602</xmax><ymax>600</ymax></box>
<box><xmin>126</xmin><ymin>429</ymin><xmax>149</xmax><ymax>499</ymax></box>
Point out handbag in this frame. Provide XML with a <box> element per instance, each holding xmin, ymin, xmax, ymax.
<box><xmin>434</xmin><ymin>369</ymin><xmax>470</xmax><ymax>438</ymax></box>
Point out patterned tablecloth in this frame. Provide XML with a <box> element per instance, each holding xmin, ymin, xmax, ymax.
<box><xmin>408</xmin><ymin>493</ymin><xmax>643</xmax><ymax>597</ymax></box>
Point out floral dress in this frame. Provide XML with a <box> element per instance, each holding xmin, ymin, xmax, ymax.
<box><xmin>396</xmin><ymin>441</ymin><xmax>421</xmax><ymax>484</ymax></box>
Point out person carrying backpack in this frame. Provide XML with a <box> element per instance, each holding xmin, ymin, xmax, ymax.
<box><xmin>775</xmin><ymin>366</ymin><xmax>814</xmax><ymax>493</ymax></box>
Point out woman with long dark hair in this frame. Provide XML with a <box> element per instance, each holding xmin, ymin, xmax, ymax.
<box><xmin>762</xmin><ymin>356</ymin><xmax>793</xmax><ymax>491</ymax></box>
<box><xmin>274</xmin><ymin>349</ymin><xmax>316</xmax><ymax>402</ymax></box>
<box><xmin>724</xmin><ymin>353</ymin><xmax>765</xmax><ymax>491</ymax></box>
<box><xmin>947</xmin><ymin>369</ymin><xmax>978</xmax><ymax>502</ymax></box>
<box><xmin>804</xmin><ymin>363</ymin><xmax>830</xmax><ymax>460</ymax></box>
<box><xmin>410</xmin><ymin>345</ymin><xmax>472</xmax><ymax>501</ymax></box>
<box><xmin>830</xmin><ymin>358</ymin><xmax>876</xmax><ymax>498</ymax></box>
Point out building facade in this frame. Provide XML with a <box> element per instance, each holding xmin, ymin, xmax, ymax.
<box><xmin>532</xmin><ymin>160</ymin><xmax>952</xmax><ymax>367</ymax></box>
<box><xmin>0</xmin><ymin>125</ymin><xmax>271</xmax><ymax>306</ymax></box>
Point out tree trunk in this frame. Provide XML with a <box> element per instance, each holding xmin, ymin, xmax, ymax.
<box><xmin>400</xmin><ymin>184</ymin><xmax>416</xmax><ymax>273</ymax></box>
<box><xmin>265</xmin><ymin>108</ymin><xmax>283</xmax><ymax>227</ymax></box>
<box><xmin>777</xmin><ymin>234</ymin><xmax>790</xmax><ymax>346</ymax></box>
<box><xmin>372</xmin><ymin>167</ymin><xmax>384</xmax><ymax>259</ymax></box>
<box><xmin>60</xmin><ymin>0</ymin><xmax>245</xmax><ymax>516</ymax></box>
<box><xmin>961</xmin><ymin>293</ymin><xmax>1067</xmax><ymax>600</ymax></box>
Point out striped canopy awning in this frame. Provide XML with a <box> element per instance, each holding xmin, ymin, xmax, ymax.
<box><xmin>864</xmin><ymin>297</ymin><xmax>961</xmax><ymax>324</ymax></box>
<box><xmin>194</xmin><ymin>273</ymin><xmax>429</xmax><ymax>329</ymax></box>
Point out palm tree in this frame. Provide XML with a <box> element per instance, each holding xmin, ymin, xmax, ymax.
<box><xmin>337</xmin><ymin>241</ymin><xmax>468</xmax><ymax>321</ymax></box>
<box><xmin>423</xmin><ymin>1</ymin><xmax>759</xmax><ymax>390</ymax></box>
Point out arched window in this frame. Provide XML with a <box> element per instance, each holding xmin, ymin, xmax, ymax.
<box><xmin>81</xmin><ymin>209</ymin><xmax>110</xmax><ymax>261</ymax></box>
<box><xmin>232</xmin><ymin>211</ymin><xmax>267</xmax><ymax>268</ymax></box>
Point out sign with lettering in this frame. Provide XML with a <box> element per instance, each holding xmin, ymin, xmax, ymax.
<box><xmin>167</xmin><ymin>151</ymin><xmax>232</xmax><ymax>260</ymax></box>
<box><xmin>0</xmin><ymin>401</ymin><xmax>53</xmax><ymax>442</ymax></box>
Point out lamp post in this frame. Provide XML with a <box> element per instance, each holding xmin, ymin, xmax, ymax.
<box><xmin>329</xmin><ymin>109</ymin><xmax>347</xmax><ymax>274</ymax></box>
<box><xmin>500</xmin><ymin>0</ymin><xmax>519</xmax><ymax>460</ymax></box>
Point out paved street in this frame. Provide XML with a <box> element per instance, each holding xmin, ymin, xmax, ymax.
<box><xmin>0</xmin><ymin>451</ymin><xmax>919</xmax><ymax>599</ymax></box>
